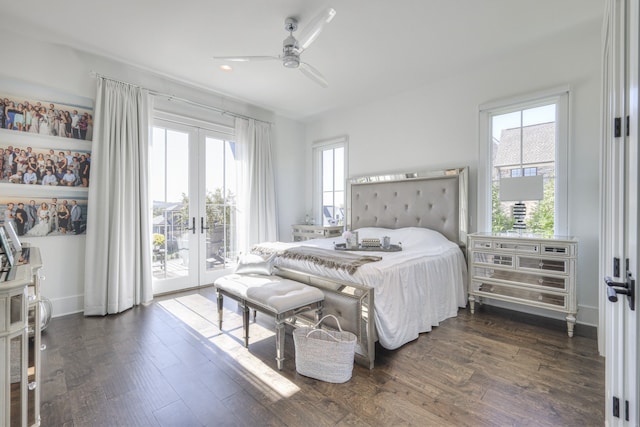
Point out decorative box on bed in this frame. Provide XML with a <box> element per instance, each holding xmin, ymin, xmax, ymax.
<box><xmin>263</xmin><ymin>167</ymin><xmax>470</xmax><ymax>369</ymax></box>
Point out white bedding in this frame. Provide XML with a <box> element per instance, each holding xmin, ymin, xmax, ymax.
<box><xmin>255</xmin><ymin>227</ymin><xmax>467</xmax><ymax>349</ymax></box>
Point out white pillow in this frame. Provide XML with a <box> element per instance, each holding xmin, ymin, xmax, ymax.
<box><xmin>235</xmin><ymin>253</ymin><xmax>275</xmax><ymax>275</ymax></box>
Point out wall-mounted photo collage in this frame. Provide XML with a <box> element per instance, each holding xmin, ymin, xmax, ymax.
<box><xmin>0</xmin><ymin>78</ymin><xmax>93</xmax><ymax>238</ymax></box>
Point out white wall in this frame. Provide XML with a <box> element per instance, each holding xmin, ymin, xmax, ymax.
<box><xmin>271</xmin><ymin>116</ymin><xmax>307</xmax><ymax>240</ymax></box>
<box><xmin>305</xmin><ymin>21</ymin><xmax>602</xmax><ymax>326</ymax></box>
<box><xmin>0</xmin><ymin>28</ymin><xmax>302</xmax><ymax>317</ymax></box>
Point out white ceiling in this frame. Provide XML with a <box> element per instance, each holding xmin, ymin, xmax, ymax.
<box><xmin>0</xmin><ymin>0</ymin><xmax>604</xmax><ymax>122</ymax></box>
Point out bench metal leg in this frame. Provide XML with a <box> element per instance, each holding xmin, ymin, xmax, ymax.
<box><xmin>216</xmin><ymin>292</ymin><xmax>223</xmax><ymax>330</ymax></box>
<box><xmin>275</xmin><ymin>320</ymin><xmax>285</xmax><ymax>370</ymax></box>
<box><xmin>242</xmin><ymin>303</ymin><xmax>250</xmax><ymax>348</ymax></box>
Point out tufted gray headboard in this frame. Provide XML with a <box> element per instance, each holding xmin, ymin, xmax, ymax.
<box><xmin>348</xmin><ymin>167</ymin><xmax>468</xmax><ymax>245</ymax></box>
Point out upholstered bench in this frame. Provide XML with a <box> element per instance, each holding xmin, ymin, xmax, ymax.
<box><xmin>213</xmin><ymin>273</ymin><xmax>324</xmax><ymax>370</ymax></box>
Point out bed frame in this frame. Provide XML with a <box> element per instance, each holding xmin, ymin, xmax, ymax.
<box><xmin>277</xmin><ymin>167</ymin><xmax>469</xmax><ymax>369</ymax></box>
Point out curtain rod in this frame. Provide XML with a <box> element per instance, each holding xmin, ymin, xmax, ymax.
<box><xmin>89</xmin><ymin>71</ymin><xmax>272</xmax><ymax>125</ymax></box>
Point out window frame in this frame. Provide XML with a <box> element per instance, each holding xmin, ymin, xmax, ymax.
<box><xmin>312</xmin><ymin>135</ymin><xmax>348</xmax><ymax>226</ymax></box>
<box><xmin>478</xmin><ymin>87</ymin><xmax>570</xmax><ymax>235</ymax></box>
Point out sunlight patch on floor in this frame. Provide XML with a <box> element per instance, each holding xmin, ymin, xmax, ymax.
<box><xmin>209</xmin><ymin>332</ymin><xmax>301</xmax><ymax>398</ymax></box>
<box><xmin>157</xmin><ymin>293</ymin><xmax>300</xmax><ymax>398</ymax></box>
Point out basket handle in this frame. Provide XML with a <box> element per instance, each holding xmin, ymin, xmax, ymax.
<box><xmin>305</xmin><ymin>328</ymin><xmax>343</xmax><ymax>341</ymax></box>
<box><xmin>311</xmin><ymin>314</ymin><xmax>343</xmax><ymax>332</ymax></box>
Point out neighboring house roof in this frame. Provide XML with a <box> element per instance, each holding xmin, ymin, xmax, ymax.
<box><xmin>494</xmin><ymin>122</ymin><xmax>555</xmax><ymax>167</ymax></box>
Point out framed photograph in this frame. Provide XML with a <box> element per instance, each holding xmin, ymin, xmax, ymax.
<box><xmin>0</xmin><ymin>226</ymin><xmax>15</xmax><ymax>267</ymax></box>
<box><xmin>4</xmin><ymin>221</ymin><xmax>22</xmax><ymax>253</ymax></box>
<box><xmin>0</xmin><ymin>77</ymin><xmax>94</xmax><ymax>141</ymax></box>
<box><xmin>0</xmin><ymin>141</ymin><xmax>92</xmax><ymax>188</ymax></box>
<box><xmin>1</xmin><ymin>193</ymin><xmax>88</xmax><ymax>238</ymax></box>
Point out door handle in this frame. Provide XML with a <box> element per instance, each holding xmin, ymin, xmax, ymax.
<box><xmin>605</xmin><ymin>275</ymin><xmax>635</xmax><ymax>310</ymax></box>
<box><xmin>186</xmin><ymin>217</ymin><xmax>196</xmax><ymax>234</ymax></box>
<box><xmin>201</xmin><ymin>217</ymin><xmax>210</xmax><ymax>234</ymax></box>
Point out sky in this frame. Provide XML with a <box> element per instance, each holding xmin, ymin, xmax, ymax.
<box><xmin>151</xmin><ymin>127</ymin><xmax>235</xmax><ymax>204</ymax></box>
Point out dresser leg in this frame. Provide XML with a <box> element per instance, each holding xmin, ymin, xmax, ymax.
<box><xmin>565</xmin><ymin>313</ymin><xmax>576</xmax><ymax>337</ymax></box>
<box><xmin>468</xmin><ymin>295</ymin><xmax>476</xmax><ymax>314</ymax></box>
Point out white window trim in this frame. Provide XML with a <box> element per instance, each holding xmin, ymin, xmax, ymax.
<box><xmin>154</xmin><ymin>110</ymin><xmax>234</xmax><ymax>137</ymax></box>
<box><xmin>312</xmin><ymin>135</ymin><xmax>349</xmax><ymax>226</ymax></box>
<box><xmin>478</xmin><ymin>86</ymin><xmax>570</xmax><ymax>235</ymax></box>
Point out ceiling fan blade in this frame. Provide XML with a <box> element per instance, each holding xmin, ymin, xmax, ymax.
<box><xmin>297</xmin><ymin>7</ymin><xmax>336</xmax><ymax>51</ymax></box>
<box><xmin>213</xmin><ymin>55</ymin><xmax>279</xmax><ymax>62</ymax></box>
<box><xmin>299</xmin><ymin>62</ymin><xmax>328</xmax><ymax>88</ymax></box>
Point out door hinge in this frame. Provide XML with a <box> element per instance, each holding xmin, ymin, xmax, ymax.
<box><xmin>614</xmin><ymin>257</ymin><xmax>620</xmax><ymax>278</ymax></box>
<box><xmin>615</xmin><ymin>117</ymin><xmax>622</xmax><ymax>137</ymax></box>
<box><xmin>625</xmin><ymin>400</ymin><xmax>629</xmax><ymax>421</ymax></box>
<box><xmin>613</xmin><ymin>396</ymin><xmax>620</xmax><ymax>418</ymax></box>
<box><xmin>626</xmin><ymin>115</ymin><xmax>630</xmax><ymax>137</ymax></box>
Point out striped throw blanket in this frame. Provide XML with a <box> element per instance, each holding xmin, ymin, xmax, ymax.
<box><xmin>280</xmin><ymin>246</ymin><xmax>382</xmax><ymax>275</ymax></box>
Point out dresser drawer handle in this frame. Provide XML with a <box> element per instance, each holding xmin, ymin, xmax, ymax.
<box><xmin>538</xmin><ymin>262</ymin><xmax>544</xmax><ymax>268</ymax></box>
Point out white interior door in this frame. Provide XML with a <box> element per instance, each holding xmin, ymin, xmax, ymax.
<box><xmin>602</xmin><ymin>0</ymin><xmax>639</xmax><ymax>425</ymax></box>
<box><xmin>151</xmin><ymin>119</ymin><xmax>237</xmax><ymax>294</ymax></box>
<box><xmin>622</xmin><ymin>1</ymin><xmax>639</xmax><ymax>422</ymax></box>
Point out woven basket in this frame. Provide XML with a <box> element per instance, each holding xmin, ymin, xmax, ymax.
<box><xmin>293</xmin><ymin>315</ymin><xmax>357</xmax><ymax>383</ymax></box>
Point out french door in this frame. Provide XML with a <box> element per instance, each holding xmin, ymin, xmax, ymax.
<box><xmin>602</xmin><ymin>0</ymin><xmax>638</xmax><ymax>425</ymax></box>
<box><xmin>151</xmin><ymin>118</ymin><xmax>238</xmax><ymax>294</ymax></box>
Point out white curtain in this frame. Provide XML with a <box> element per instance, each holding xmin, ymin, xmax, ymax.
<box><xmin>84</xmin><ymin>78</ymin><xmax>153</xmax><ymax>315</ymax></box>
<box><xmin>235</xmin><ymin>118</ymin><xmax>278</xmax><ymax>253</ymax></box>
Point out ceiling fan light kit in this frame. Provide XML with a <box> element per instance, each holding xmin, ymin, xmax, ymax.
<box><xmin>283</xmin><ymin>55</ymin><xmax>300</xmax><ymax>68</ymax></box>
<box><xmin>214</xmin><ymin>7</ymin><xmax>336</xmax><ymax>87</ymax></box>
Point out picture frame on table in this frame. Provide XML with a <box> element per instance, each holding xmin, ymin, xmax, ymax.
<box><xmin>0</xmin><ymin>226</ymin><xmax>15</xmax><ymax>268</ymax></box>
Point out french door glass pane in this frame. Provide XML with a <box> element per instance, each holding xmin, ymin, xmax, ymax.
<box><xmin>204</xmin><ymin>137</ymin><xmax>238</xmax><ymax>271</ymax></box>
<box><xmin>151</xmin><ymin>127</ymin><xmax>190</xmax><ymax>280</ymax></box>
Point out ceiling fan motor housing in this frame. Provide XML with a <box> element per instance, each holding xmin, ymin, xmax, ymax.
<box><xmin>282</xmin><ymin>34</ymin><xmax>300</xmax><ymax>68</ymax></box>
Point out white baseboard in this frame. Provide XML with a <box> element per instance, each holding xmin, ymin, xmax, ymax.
<box><xmin>50</xmin><ymin>294</ymin><xmax>84</xmax><ymax>318</ymax></box>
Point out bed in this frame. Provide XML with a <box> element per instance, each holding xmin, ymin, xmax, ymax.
<box><xmin>256</xmin><ymin>167</ymin><xmax>469</xmax><ymax>369</ymax></box>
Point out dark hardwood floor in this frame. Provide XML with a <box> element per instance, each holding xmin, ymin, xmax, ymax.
<box><xmin>39</xmin><ymin>287</ymin><xmax>604</xmax><ymax>426</ymax></box>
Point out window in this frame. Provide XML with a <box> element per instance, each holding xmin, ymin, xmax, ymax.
<box><xmin>479</xmin><ymin>89</ymin><xmax>569</xmax><ymax>235</ymax></box>
<box><xmin>313</xmin><ymin>136</ymin><xmax>348</xmax><ymax>226</ymax></box>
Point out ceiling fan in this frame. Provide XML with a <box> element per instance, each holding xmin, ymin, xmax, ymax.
<box><xmin>214</xmin><ymin>7</ymin><xmax>336</xmax><ymax>88</ymax></box>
